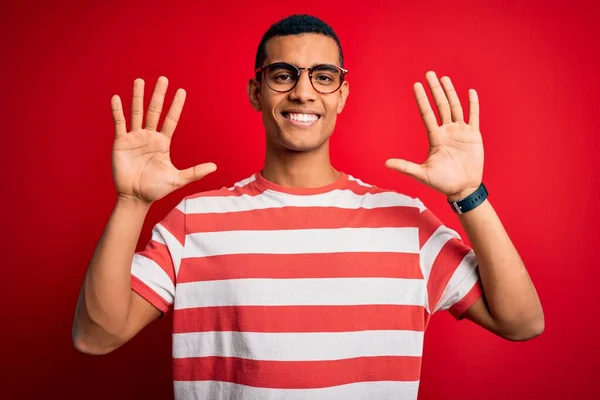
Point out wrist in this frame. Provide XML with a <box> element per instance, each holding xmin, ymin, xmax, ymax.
<box><xmin>447</xmin><ymin>183</ymin><xmax>488</xmax><ymax>214</ymax></box>
<box><xmin>116</xmin><ymin>194</ymin><xmax>152</xmax><ymax>213</ymax></box>
<box><xmin>447</xmin><ymin>185</ymin><xmax>481</xmax><ymax>202</ymax></box>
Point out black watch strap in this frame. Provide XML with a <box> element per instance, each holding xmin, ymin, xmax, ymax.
<box><xmin>448</xmin><ymin>183</ymin><xmax>488</xmax><ymax>214</ymax></box>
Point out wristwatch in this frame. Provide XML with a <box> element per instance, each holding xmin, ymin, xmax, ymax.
<box><xmin>448</xmin><ymin>183</ymin><xmax>488</xmax><ymax>214</ymax></box>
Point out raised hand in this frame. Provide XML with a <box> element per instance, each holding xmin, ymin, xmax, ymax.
<box><xmin>110</xmin><ymin>76</ymin><xmax>217</xmax><ymax>204</ymax></box>
<box><xmin>385</xmin><ymin>71</ymin><xmax>484</xmax><ymax>201</ymax></box>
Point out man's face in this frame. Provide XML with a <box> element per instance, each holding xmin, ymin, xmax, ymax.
<box><xmin>248</xmin><ymin>33</ymin><xmax>350</xmax><ymax>153</ymax></box>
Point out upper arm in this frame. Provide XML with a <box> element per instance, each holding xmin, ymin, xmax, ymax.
<box><xmin>96</xmin><ymin>291</ymin><xmax>162</xmax><ymax>353</ymax></box>
<box><xmin>73</xmin><ymin>290</ymin><xmax>161</xmax><ymax>355</ymax></box>
<box><xmin>112</xmin><ymin>200</ymin><xmax>187</xmax><ymax>350</ymax></box>
<box><xmin>462</xmin><ymin>294</ymin><xmax>502</xmax><ymax>336</ymax></box>
<box><xmin>119</xmin><ymin>290</ymin><xmax>162</xmax><ymax>344</ymax></box>
<box><xmin>416</xmin><ymin>199</ymin><xmax>481</xmax><ymax>315</ymax></box>
<box><xmin>462</xmin><ymin>293</ymin><xmax>544</xmax><ymax>341</ymax></box>
<box><xmin>129</xmin><ymin>200</ymin><xmax>187</xmax><ymax>313</ymax></box>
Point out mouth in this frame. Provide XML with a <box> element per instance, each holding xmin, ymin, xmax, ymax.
<box><xmin>281</xmin><ymin>111</ymin><xmax>321</xmax><ymax>127</ymax></box>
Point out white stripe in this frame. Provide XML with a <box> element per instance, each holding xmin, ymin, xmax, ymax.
<box><xmin>184</xmin><ymin>227</ymin><xmax>418</xmax><ymax>258</ymax></box>
<box><xmin>185</xmin><ymin>189</ymin><xmax>419</xmax><ymax>214</ymax></box>
<box><xmin>228</xmin><ymin>174</ymin><xmax>256</xmax><ymax>190</ymax></box>
<box><xmin>436</xmin><ymin>250</ymin><xmax>479</xmax><ymax>312</ymax></box>
<box><xmin>174</xmin><ymin>277</ymin><xmax>425</xmax><ymax>309</ymax></box>
<box><xmin>131</xmin><ymin>254</ymin><xmax>174</xmax><ymax>305</ymax></box>
<box><xmin>420</xmin><ymin>225</ymin><xmax>460</xmax><ymax>282</ymax></box>
<box><xmin>348</xmin><ymin>175</ymin><xmax>372</xmax><ymax>187</ymax></box>
<box><xmin>149</xmin><ymin>229</ymin><xmax>166</xmax><ymax>245</ymax></box>
<box><xmin>414</xmin><ymin>198</ymin><xmax>427</xmax><ymax>212</ymax></box>
<box><xmin>174</xmin><ymin>380</ymin><xmax>420</xmax><ymax>400</ymax></box>
<box><xmin>173</xmin><ymin>330</ymin><xmax>424</xmax><ymax>360</ymax></box>
<box><xmin>419</xmin><ymin>225</ymin><xmax>462</xmax><ymax>313</ymax></box>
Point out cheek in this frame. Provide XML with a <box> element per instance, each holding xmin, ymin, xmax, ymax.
<box><xmin>323</xmin><ymin>113</ymin><xmax>337</xmax><ymax>133</ymax></box>
<box><xmin>259</xmin><ymin>95</ymin><xmax>281</xmax><ymax>121</ymax></box>
<box><xmin>325</xmin><ymin>99</ymin><xmax>341</xmax><ymax>122</ymax></box>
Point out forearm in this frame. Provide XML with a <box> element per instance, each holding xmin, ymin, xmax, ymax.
<box><xmin>454</xmin><ymin>198</ymin><xmax>544</xmax><ymax>335</ymax></box>
<box><xmin>74</xmin><ymin>197</ymin><xmax>151</xmax><ymax>342</ymax></box>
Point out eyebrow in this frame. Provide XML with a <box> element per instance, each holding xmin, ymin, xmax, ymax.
<box><xmin>268</xmin><ymin>61</ymin><xmax>340</xmax><ymax>69</ymax></box>
<box><xmin>269</xmin><ymin>62</ymin><xmax>296</xmax><ymax>69</ymax></box>
<box><xmin>312</xmin><ymin>64</ymin><xmax>339</xmax><ymax>72</ymax></box>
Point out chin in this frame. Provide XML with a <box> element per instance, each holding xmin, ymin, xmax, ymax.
<box><xmin>275</xmin><ymin>129</ymin><xmax>330</xmax><ymax>153</ymax></box>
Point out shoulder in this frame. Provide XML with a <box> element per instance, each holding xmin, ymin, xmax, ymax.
<box><xmin>170</xmin><ymin>174</ymin><xmax>264</xmax><ymax>216</ymax></box>
<box><xmin>346</xmin><ymin>174</ymin><xmax>426</xmax><ymax>211</ymax></box>
<box><xmin>349</xmin><ymin>176</ymin><xmax>460</xmax><ymax>243</ymax></box>
<box><xmin>182</xmin><ymin>174</ymin><xmax>262</xmax><ymax>201</ymax></box>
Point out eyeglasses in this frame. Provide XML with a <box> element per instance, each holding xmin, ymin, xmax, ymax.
<box><xmin>255</xmin><ymin>62</ymin><xmax>349</xmax><ymax>94</ymax></box>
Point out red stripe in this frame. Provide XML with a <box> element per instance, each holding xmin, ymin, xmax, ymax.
<box><xmin>173</xmin><ymin>356</ymin><xmax>422</xmax><ymax>387</ymax></box>
<box><xmin>159</xmin><ymin>206</ymin><xmax>186</xmax><ymax>245</ymax></box>
<box><xmin>344</xmin><ymin>179</ymin><xmax>402</xmax><ymax>196</ymax></box>
<box><xmin>186</xmin><ymin>205</ymin><xmax>419</xmax><ymax>233</ymax></box>
<box><xmin>450</xmin><ymin>279</ymin><xmax>483</xmax><ymax>319</ymax></box>
<box><xmin>173</xmin><ymin>304</ymin><xmax>425</xmax><ymax>334</ymax></box>
<box><xmin>178</xmin><ymin>252</ymin><xmax>422</xmax><ymax>283</ymax></box>
<box><xmin>130</xmin><ymin>276</ymin><xmax>170</xmax><ymax>313</ymax></box>
<box><xmin>426</xmin><ymin>238</ymin><xmax>471</xmax><ymax>312</ymax></box>
<box><xmin>137</xmin><ymin>240</ymin><xmax>175</xmax><ymax>284</ymax></box>
<box><xmin>186</xmin><ymin>175</ymin><xmax>410</xmax><ymax>199</ymax></box>
<box><xmin>418</xmin><ymin>209</ymin><xmax>443</xmax><ymax>249</ymax></box>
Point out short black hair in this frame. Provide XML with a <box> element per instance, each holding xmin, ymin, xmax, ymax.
<box><xmin>254</xmin><ymin>14</ymin><xmax>344</xmax><ymax>76</ymax></box>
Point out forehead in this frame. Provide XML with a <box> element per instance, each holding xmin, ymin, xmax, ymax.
<box><xmin>264</xmin><ymin>33</ymin><xmax>340</xmax><ymax>66</ymax></box>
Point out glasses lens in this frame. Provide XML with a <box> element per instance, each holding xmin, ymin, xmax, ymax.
<box><xmin>265</xmin><ymin>63</ymin><xmax>299</xmax><ymax>92</ymax></box>
<box><xmin>311</xmin><ymin>64</ymin><xmax>343</xmax><ymax>94</ymax></box>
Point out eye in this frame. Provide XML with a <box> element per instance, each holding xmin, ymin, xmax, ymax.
<box><xmin>313</xmin><ymin>73</ymin><xmax>334</xmax><ymax>82</ymax></box>
<box><xmin>311</xmin><ymin>65</ymin><xmax>341</xmax><ymax>86</ymax></box>
<box><xmin>273</xmin><ymin>73</ymin><xmax>294</xmax><ymax>82</ymax></box>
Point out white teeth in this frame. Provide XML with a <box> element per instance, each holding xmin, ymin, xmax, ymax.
<box><xmin>285</xmin><ymin>113</ymin><xmax>319</xmax><ymax>122</ymax></box>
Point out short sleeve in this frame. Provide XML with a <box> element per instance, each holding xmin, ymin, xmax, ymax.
<box><xmin>130</xmin><ymin>199</ymin><xmax>186</xmax><ymax>314</ymax></box>
<box><xmin>416</xmin><ymin>198</ymin><xmax>483</xmax><ymax>319</ymax></box>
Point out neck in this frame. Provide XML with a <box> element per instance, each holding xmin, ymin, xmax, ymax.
<box><xmin>262</xmin><ymin>140</ymin><xmax>340</xmax><ymax>188</ymax></box>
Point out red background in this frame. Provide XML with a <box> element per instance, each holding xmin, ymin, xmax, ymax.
<box><xmin>2</xmin><ymin>0</ymin><xmax>599</xmax><ymax>398</ymax></box>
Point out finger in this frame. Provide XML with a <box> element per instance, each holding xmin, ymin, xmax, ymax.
<box><xmin>111</xmin><ymin>95</ymin><xmax>127</xmax><ymax>138</ymax></box>
<box><xmin>131</xmin><ymin>78</ymin><xmax>144</xmax><ymax>131</ymax></box>
<box><xmin>468</xmin><ymin>89</ymin><xmax>480</xmax><ymax>130</ymax></box>
<box><xmin>178</xmin><ymin>162</ymin><xmax>218</xmax><ymax>186</ymax></box>
<box><xmin>385</xmin><ymin>159</ymin><xmax>427</xmax><ymax>184</ymax></box>
<box><xmin>440</xmin><ymin>76</ymin><xmax>464</xmax><ymax>123</ymax></box>
<box><xmin>161</xmin><ymin>88</ymin><xmax>186</xmax><ymax>138</ymax></box>
<box><xmin>425</xmin><ymin>71</ymin><xmax>452</xmax><ymax>125</ymax></box>
<box><xmin>413</xmin><ymin>82</ymin><xmax>438</xmax><ymax>135</ymax></box>
<box><xmin>145</xmin><ymin>76</ymin><xmax>169</xmax><ymax>131</ymax></box>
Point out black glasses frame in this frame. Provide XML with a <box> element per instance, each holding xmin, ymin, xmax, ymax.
<box><xmin>255</xmin><ymin>62</ymin><xmax>349</xmax><ymax>94</ymax></box>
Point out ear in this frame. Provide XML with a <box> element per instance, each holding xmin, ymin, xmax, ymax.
<box><xmin>247</xmin><ymin>78</ymin><xmax>262</xmax><ymax>111</ymax></box>
<box><xmin>336</xmin><ymin>80</ymin><xmax>350</xmax><ymax>114</ymax></box>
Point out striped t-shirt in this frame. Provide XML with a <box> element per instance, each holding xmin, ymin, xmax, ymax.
<box><xmin>131</xmin><ymin>171</ymin><xmax>482</xmax><ymax>400</ymax></box>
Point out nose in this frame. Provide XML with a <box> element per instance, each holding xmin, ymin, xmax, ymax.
<box><xmin>288</xmin><ymin>69</ymin><xmax>317</xmax><ymax>103</ymax></box>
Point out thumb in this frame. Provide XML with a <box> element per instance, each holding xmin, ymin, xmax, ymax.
<box><xmin>385</xmin><ymin>158</ymin><xmax>427</xmax><ymax>183</ymax></box>
<box><xmin>178</xmin><ymin>162</ymin><xmax>218</xmax><ymax>186</ymax></box>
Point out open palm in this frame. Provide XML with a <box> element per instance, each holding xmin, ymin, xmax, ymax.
<box><xmin>111</xmin><ymin>77</ymin><xmax>216</xmax><ymax>203</ymax></box>
<box><xmin>386</xmin><ymin>71</ymin><xmax>484</xmax><ymax>200</ymax></box>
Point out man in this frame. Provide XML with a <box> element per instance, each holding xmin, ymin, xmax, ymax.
<box><xmin>72</xmin><ymin>14</ymin><xmax>544</xmax><ymax>399</ymax></box>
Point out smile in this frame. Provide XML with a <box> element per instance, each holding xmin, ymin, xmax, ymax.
<box><xmin>282</xmin><ymin>112</ymin><xmax>321</xmax><ymax>126</ymax></box>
